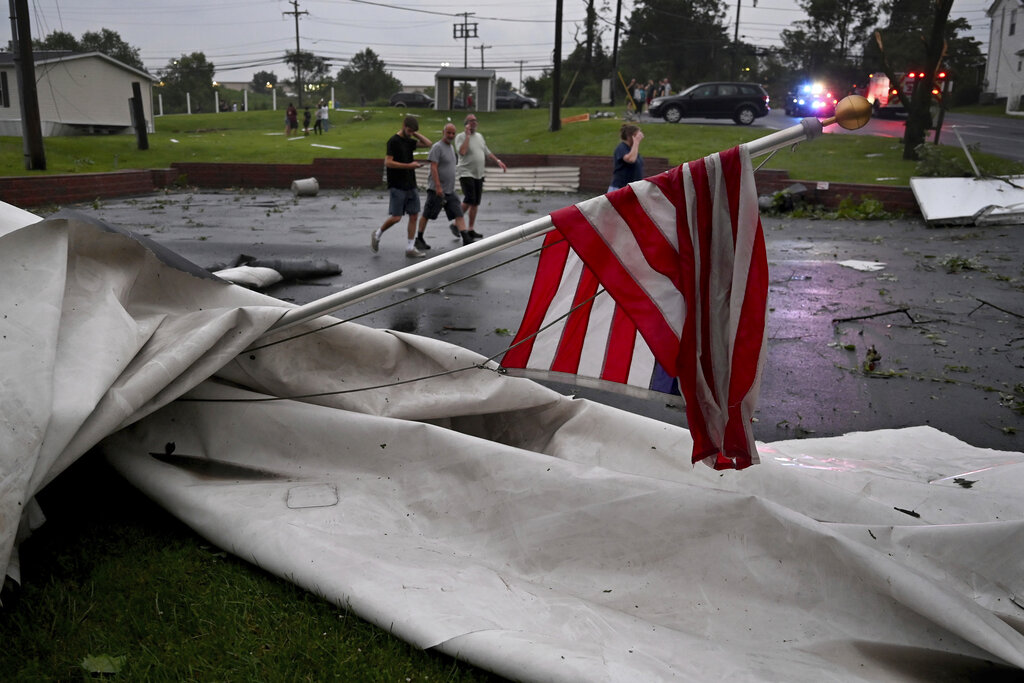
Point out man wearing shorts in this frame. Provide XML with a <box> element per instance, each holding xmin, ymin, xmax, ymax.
<box><xmin>417</xmin><ymin>123</ymin><xmax>475</xmax><ymax>249</ymax></box>
<box><xmin>371</xmin><ymin>115</ymin><xmax>431</xmax><ymax>258</ymax></box>
<box><xmin>451</xmin><ymin>114</ymin><xmax>506</xmax><ymax>240</ymax></box>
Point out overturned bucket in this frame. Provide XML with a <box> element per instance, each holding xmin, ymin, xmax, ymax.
<box><xmin>291</xmin><ymin>177</ymin><xmax>319</xmax><ymax>197</ymax></box>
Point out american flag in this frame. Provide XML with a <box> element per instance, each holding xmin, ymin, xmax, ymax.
<box><xmin>501</xmin><ymin>145</ymin><xmax>768</xmax><ymax>469</ymax></box>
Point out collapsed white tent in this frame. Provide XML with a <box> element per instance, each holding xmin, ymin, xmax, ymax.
<box><xmin>3</xmin><ymin>210</ymin><xmax>1024</xmax><ymax>681</ymax></box>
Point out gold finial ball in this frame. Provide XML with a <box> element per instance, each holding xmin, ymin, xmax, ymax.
<box><xmin>834</xmin><ymin>95</ymin><xmax>872</xmax><ymax>130</ymax></box>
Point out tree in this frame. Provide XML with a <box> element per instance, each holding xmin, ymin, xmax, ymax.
<box><xmin>283</xmin><ymin>50</ymin><xmax>332</xmax><ymax>106</ymax></box>
<box><xmin>35</xmin><ymin>28</ymin><xmax>144</xmax><ymax>71</ymax></box>
<box><xmin>34</xmin><ymin>30</ymin><xmax>78</xmax><ymax>51</ymax></box>
<box><xmin>335</xmin><ymin>48</ymin><xmax>401</xmax><ymax>105</ymax></box>
<box><xmin>780</xmin><ymin>0</ymin><xmax>878</xmax><ymax>84</ymax></box>
<box><xmin>619</xmin><ymin>0</ymin><xmax>731</xmax><ymax>87</ymax></box>
<box><xmin>884</xmin><ymin>0</ymin><xmax>954</xmax><ymax>159</ymax></box>
<box><xmin>864</xmin><ymin>0</ymin><xmax>982</xmax><ymax>108</ymax></box>
<box><xmin>159</xmin><ymin>52</ymin><xmax>216</xmax><ymax>114</ymax></box>
<box><xmin>251</xmin><ymin>71</ymin><xmax>278</xmax><ymax>93</ymax></box>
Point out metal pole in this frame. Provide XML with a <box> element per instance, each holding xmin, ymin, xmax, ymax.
<box><xmin>610</xmin><ymin>0</ymin><xmax>622</xmax><ymax>106</ymax></box>
<box><xmin>9</xmin><ymin>0</ymin><xmax>46</xmax><ymax>170</ymax></box>
<box><xmin>550</xmin><ymin>0</ymin><xmax>563</xmax><ymax>131</ymax></box>
<box><xmin>260</xmin><ymin>116</ymin><xmax>830</xmax><ymax>338</ymax></box>
<box><xmin>284</xmin><ymin>0</ymin><xmax>308</xmax><ymax>107</ymax></box>
<box><xmin>952</xmin><ymin>127</ymin><xmax>982</xmax><ymax>178</ymax></box>
<box><xmin>733</xmin><ymin>0</ymin><xmax>743</xmax><ymax>76</ymax></box>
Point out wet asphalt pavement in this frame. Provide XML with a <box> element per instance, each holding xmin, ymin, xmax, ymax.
<box><xmin>59</xmin><ymin>187</ymin><xmax>1024</xmax><ymax>453</ymax></box>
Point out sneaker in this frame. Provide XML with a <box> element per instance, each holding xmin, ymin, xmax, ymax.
<box><xmin>405</xmin><ymin>247</ymin><xmax>427</xmax><ymax>259</ymax></box>
<box><xmin>370</xmin><ymin>231</ymin><xmax>380</xmax><ymax>253</ymax></box>
<box><xmin>449</xmin><ymin>222</ymin><xmax>460</xmax><ymax>238</ymax></box>
<box><xmin>414</xmin><ymin>235</ymin><xmax>431</xmax><ymax>251</ymax></box>
<box><xmin>461</xmin><ymin>231</ymin><xmax>476</xmax><ymax>246</ymax></box>
<box><xmin>469</xmin><ymin>230</ymin><xmax>484</xmax><ymax>240</ymax></box>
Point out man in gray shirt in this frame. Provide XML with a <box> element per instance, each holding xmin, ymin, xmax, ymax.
<box><xmin>416</xmin><ymin>123</ymin><xmax>475</xmax><ymax>250</ymax></box>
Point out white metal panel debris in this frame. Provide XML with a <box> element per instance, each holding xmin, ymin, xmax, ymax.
<box><xmin>910</xmin><ymin>175</ymin><xmax>1024</xmax><ymax>225</ymax></box>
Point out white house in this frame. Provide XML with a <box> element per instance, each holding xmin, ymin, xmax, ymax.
<box><xmin>0</xmin><ymin>51</ymin><xmax>156</xmax><ymax>136</ymax></box>
<box><xmin>985</xmin><ymin>0</ymin><xmax>1024</xmax><ymax>103</ymax></box>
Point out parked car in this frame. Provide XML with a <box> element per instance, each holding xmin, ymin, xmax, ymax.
<box><xmin>389</xmin><ymin>92</ymin><xmax>435</xmax><ymax>108</ymax></box>
<box><xmin>647</xmin><ymin>82</ymin><xmax>770</xmax><ymax>125</ymax></box>
<box><xmin>496</xmin><ymin>90</ymin><xmax>538</xmax><ymax>109</ymax></box>
<box><xmin>783</xmin><ymin>82</ymin><xmax>838</xmax><ymax>118</ymax></box>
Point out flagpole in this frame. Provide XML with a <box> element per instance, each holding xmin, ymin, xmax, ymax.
<box><xmin>260</xmin><ymin>96</ymin><xmax>872</xmax><ymax>338</ymax></box>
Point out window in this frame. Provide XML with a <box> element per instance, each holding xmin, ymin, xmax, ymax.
<box><xmin>1012</xmin><ymin>9</ymin><xmax>1017</xmax><ymax>36</ymax></box>
<box><xmin>719</xmin><ymin>85</ymin><xmax>739</xmax><ymax>96</ymax></box>
<box><xmin>0</xmin><ymin>72</ymin><xmax>8</xmax><ymax>108</ymax></box>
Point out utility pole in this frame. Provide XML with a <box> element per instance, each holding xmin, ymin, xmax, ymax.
<box><xmin>515</xmin><ymin>60</ymin><xmax>527</xmax><ymax>90</ymax></box>
<box><xmin>733</xmin><ymin>0</ymin><xmax>756</xmax><ymax>77</ymax></box>
<box><xmin>550</xmin><ymin>0</ymin><xmax>562</xmax><ymax>131</ymax></box>
<box><xmin>453</xmin><ymin>12</ymin><xmax>477</xmax><ymax>68</ymax></box>
<box><xmin>283</xmin><ymin>0</ymin><xmax>308</xmax><ymax>107</ymax></box>
<box><xmin>610</xmin><ymin>0</ymin><xmax>622</xmax><ymax>105</ymax></box>
<box><xmin>9</xmin><ymin>0</ymin><xmax>45</xmax><ymax>170</ymax></box>
<box><xmin>473</xmin><ymin>44</ymin><xmax>491</xmax><ymax>68</ymax></box>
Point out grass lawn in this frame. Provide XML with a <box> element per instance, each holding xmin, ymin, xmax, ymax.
<box><xmin>2</xmin><ymin>106</ymin><xmax>1020</xmax><ymax>185</ymax></box>
<box><xmin>2</xmin><ymin>453</ymin><xmax>505</xmax><ymax>682</ymax></box>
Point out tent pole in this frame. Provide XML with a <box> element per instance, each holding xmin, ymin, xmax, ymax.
<box><xmin>260</xmin><ymin>100</ymin><xmax>865</xmax><ymax>338</ymax></box>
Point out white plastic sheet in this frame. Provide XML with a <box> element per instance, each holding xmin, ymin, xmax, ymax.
<box><xmin>3</xmin><ymin>211</ymin><xmax>1024</xmax><ymax>680</ymax></box>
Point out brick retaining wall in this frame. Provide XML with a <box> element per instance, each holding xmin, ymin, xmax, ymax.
<box><xmin>0</xmin><ymin>157</ymin><xmax>919</xmax><ymax>215</ymax></box>
<box><xmin>0</xmin><ymin>169</ymin><xmax>177</xmax><ymax>208</ymax></box>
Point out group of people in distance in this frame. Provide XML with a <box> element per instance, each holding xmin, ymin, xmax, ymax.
<box><xmin>284</xmin><ymin>100</ymin><xmax>331</xmax><ymax>137</ymax></box>
<box><xmin>372</xmin><ymin>114</ymin><xmax>505</xmax><ymax>259</ymax></box>
<box><xmin>371</xmin><ymin>110</ymin><xmax>645</xmax><ymax>260</ymax></box>
<box><xmin>626</xmin><ymin>77</ymin><xmax>671</xmax><ymax>114</ymax></box>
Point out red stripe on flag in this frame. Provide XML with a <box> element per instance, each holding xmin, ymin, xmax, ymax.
<box><xmin>602</xmin><ymin>304</ymin><xmax>636</xmax><ymax>383</ymax></box>
<box><xmin>501</xmin><ymin>231</ymin><xmax>570</xmax><ymax>370</ymax></box>
<box><xmin>550</xmin><ymin>204</ymin><xmax>680</xmax><ymax>371</ymax></box>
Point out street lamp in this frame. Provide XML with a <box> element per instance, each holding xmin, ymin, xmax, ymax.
<box><xmin>266</xmin><ymin>81</ymin><xmax>277</xmax><ymax>111</ymax></box>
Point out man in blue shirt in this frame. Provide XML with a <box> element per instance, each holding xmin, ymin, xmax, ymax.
<box><xmin>609</xmin><ymin>124</ymin><xmax>645</xmax><ymax>192</ymax></box>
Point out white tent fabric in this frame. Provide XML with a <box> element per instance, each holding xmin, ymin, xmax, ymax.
<box><xmin>3</xmin><ymin>211</ymin><xmax>1024</xmax><ymax>680</ymax></box>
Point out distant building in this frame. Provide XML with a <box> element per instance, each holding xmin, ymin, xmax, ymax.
<box><xmin>985</xmin><ymin>0</ymin><xmax>1024</xmax><ymax>102</ymax></box>
<box><xmin>0</xmin><ymin>50</ymin><xmax>156</xmax><ymax>136</ymax></box>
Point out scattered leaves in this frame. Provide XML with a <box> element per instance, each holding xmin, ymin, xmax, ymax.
<box><xmin>81</xmin><ymin>654</ymin><xmax>126</xmax><ymax>675</ymax></box>
<box><xmin>862</xmin><ymin>345</ymin><xmax>882</xmax><ymax>373</ymax></box>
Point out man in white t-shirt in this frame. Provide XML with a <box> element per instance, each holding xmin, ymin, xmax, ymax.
<box><xmin>450</xmin><ymin>114</ymin><xmax>506</xmax><ymax>240</ymax></box>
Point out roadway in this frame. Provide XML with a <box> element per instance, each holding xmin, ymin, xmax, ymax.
<box><xmin>65</xmin><ymin>187</ymin><xmax>1024</xmax><ymax>454</ymax></box>
<box><xmin>642</xmin><ymin>108</ymin><xmax>1024</xmax><ymax>164</ymax></box>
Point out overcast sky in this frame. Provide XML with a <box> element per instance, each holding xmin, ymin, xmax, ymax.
<box><xmin>15</xmin><ymin>0</ymin><xmax>992</xmax><ymax>88</ymax></box>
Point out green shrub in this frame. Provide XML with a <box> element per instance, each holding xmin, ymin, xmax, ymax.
<box><xmin>913</xmin><ymin>142</ymin><xmax>975</xmax><ymax>177</ymax></box>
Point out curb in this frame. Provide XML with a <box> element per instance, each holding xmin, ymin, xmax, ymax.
<box><xmin>0</xmin><ymin>158</ymin><xmax>919</xmax><ymax>215</ymax></box>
